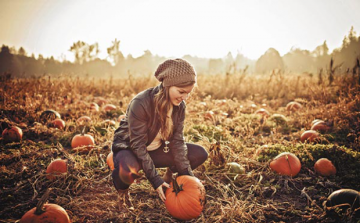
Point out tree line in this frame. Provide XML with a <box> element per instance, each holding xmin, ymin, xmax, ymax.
<box><xmin>0</xmin><ymin>27</ymin><xmax>359</xmax><ymax>78</ymax></box>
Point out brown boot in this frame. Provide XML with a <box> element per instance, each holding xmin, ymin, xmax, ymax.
<box><xmin>163</xmin><ymin>167</ymin><xmax>173</xmax><ymax>184</ymax></box>
<box><xmin>117</xmin><ymin>189</ymin><xmax>134</xmax><ymax>213</ymax></box>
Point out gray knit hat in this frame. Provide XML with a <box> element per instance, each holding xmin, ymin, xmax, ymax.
<box><xmin>154</xmin><ymin>58</ymin><xmax>197</xmax><ymax>87</ymax></box>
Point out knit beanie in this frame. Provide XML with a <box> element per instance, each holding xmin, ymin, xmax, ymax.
<box><xmin>154</xmin><ymin>58</ymin><xmax>197</xmax><ymax>87</ymax></box>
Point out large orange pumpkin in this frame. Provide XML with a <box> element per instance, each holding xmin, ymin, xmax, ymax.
<box><xmin>165</xmin><ymin>176</ymin><xmax>206</xmax><ymax>221</ymax></box>
<box><xmin>20</xmin><ymin>189</ymin><xmax>71</xmax><ymax>223</ymax></box>
<box><xmin>71</xmin><ymin>133</ymin><xmax>95</xmax><ymax>149</ymax></box>
<box><xmin>106</xmin><ymin>152</ymin><xmax>114</xmax><ymax>170</ymax></box>
<box><xmin>46</xmin><ymin>159</ymin><xmax>68</xmax><ymax>180</ymax></box>
<box><xmin>300</xmin><ymin>130</ymin><xmax>319</xmax><ymax>142</ymax></box>
<box><xmin>269</xmin><ymin>152</ymin><xmax>301</xmax><ymax>177</ymax></box>
<box><xmin>2</xmin><ymin>126</ymin><xmax>23</xmax><ymax>143</ymax></box>
<box><xmin>314</xmin><ymin>158</ymin><xmax>336</xmax><ymax>176</ymax></box>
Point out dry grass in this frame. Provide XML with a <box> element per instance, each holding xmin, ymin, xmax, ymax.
<box><xmin>1</xmin><ymin>71</ymin><xmax>360</xmax><ymax>222</ymax></box>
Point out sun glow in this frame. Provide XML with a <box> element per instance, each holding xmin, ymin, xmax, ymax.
<box><xmin>0</xmin><ymin>0</ymin><xmax>359</xmax><ymax>61</ymax></box>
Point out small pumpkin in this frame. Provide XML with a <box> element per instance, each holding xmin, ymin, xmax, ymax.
<box><xmin>269</xmin><ymin>152</ymin><xmax>301</xmax><ymax>177</ymax></box>
<box><xmin>46</xmin><ymin>159</ymin><xmax>68</xmax><ymax>180</ymax></box>
<box><xmin>226</xmin><ymin>162</ymin><xmax>245</xmax><ymax>176</ymax></box>
<box><xmin>40</xmin><ymin>110</ymin><xmax>61</xmax><ymax>123</ymax></box>
<box><xmin>2</xmin><ymin>126</ymin><xmax>23</xmax><ymax>143</ymax></box>
<box><xmin>165</xmin><ymin>176</ymin><xmax>206</xmax><ymax>221</ymax></box>
<box><xmin>269</xmin><ymin>114</ymin><xmax>287</xmax><ymax>125</ymax></box>
<box><xmin>286</xmin><ymin>101</ymin><xmax>302</xmax><ymax>112</ymax></box>
<box><xmin>300</xmin><ymin>130</ymin><xmax>319</xmax><ymax>142</ymax></box>
<box><xmin>71</xmin><ymin>127</ymin><xmax>95</xmax><ymax>149</ymax></box>
<box><xmin>49</xmin><ymin>119</ymin><xmax>65</xmax><ymax>130</ymax></box>
<box><xmin>324</xmin><ymin>189</ymin><xmax>360</xmax><ymax>215</ymax></box>
<box><xmin>311</xmin><ymin>119</ymin><xmax>323</xmax><ymax>126</ymax></box>
<box><xmin>314</xmin><ymin>158</ymin><xmax>336</xmax><ymax>176</ymax></box>
<box><xmin>76</xmin><ymin>116</ymin><xmax>92</xmax><ymax>125</ymax></box>
<box><xmin>311</xmin><ymin>121</ymin><xmax>331</xmax><ymax>132</ymax></box>
<box><xmin>103</xmin><ymin>104</ymin><xmax>117</xmax><ymax>112</ymax></box>
<box><xmin>106</xmin><ymin>152</ymin><xmax>114</xmax><ymax>170</ymax></box>
<box><xmin>254</xmin><ymin>108</ymin><xmax>270</xmax><ymax>117</ymax></box>
<box><xmin>20</xmin><ymin>189</ymin><xmax>71</xmax><ymax>223</ymax></box>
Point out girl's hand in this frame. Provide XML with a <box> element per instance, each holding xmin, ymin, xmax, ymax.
<box><xmin>156</xmin><ymin>182</ymin><xmax>170</xmax><ymax>202</ymax></box>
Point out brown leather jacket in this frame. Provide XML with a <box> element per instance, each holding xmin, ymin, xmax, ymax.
<box><xmin>112</xmin><ymin>84</ymin><xmax>194</xmax><ymax>189</ymax></box>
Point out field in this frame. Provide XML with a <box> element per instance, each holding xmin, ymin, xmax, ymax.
<box><xmin>1</xmin><ymin>71</ymin><xmax>360</xmax><ymax>222</ymax></box>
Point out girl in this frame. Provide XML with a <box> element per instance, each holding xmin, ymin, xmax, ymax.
<box><xmin>111</xmin><ymin>58</ymin><xmax>208</xmax><ymax>212</ymax></box>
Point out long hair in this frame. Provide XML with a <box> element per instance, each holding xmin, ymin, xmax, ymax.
<box><xmin>154</xmin><ymin>81</ymin><xmax>195</xmax><ymax>141</ymax></box>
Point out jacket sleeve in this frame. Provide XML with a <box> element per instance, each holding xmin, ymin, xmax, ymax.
<box><xmin>128</xmin><ymin>99</ymin><xmax>164</xmax><ymax>189</ymax></box>
<box><xmin>169</xmin><ymin>106</ymin><xmax>194</xmax><ymax>176</ymax></box>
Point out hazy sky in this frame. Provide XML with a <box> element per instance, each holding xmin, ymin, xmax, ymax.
<box><xmin>0</xmin><ymin>0</ymin><xmax>359</xmax><ymax>61</ymax></box>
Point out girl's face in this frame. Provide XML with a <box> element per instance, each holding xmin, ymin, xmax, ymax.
<box><xmin>169</xmin><ymin>84</ymin><xmax>195</xmax><ymax>106</ymax></box>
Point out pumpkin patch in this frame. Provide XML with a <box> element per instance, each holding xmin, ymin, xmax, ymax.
<box><xmin>1</xmin><ymin>64</ymin><xmax>360</xmax><ymax>222</ymax></box>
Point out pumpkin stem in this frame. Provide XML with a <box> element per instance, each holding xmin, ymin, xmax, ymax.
<box><xmin>34</xmin><ymin>188</ymin><xmax>52</xmax><ymax>215</ymax></box>
<box><xmin>285</xmin><ymin>154</ymin><xmax>293</xmax><ymax>177</ymax></box>
<box><xmin>172</xmin><ymin>176</ymin><xmax>183</xmax><ymax>196</ymax></box>
<box><xmin>81</xmin><ymin>125</ymin><xmax>86</xmax><ymax>136</ymax></box>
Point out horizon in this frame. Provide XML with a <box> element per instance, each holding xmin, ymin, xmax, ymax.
<box><xmin>0</xmin><ymin>0</ymin><xmax>359</xmax><ymax>62</ymax></box>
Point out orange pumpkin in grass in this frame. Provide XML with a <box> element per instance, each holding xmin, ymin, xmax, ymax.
<box><xmin>46</xmin><ymin>159</ymin><xmax>68</xmax><ymax>180</ymax></box>
<box><xmin>20</xmin><ymin>189</ymin><xmax>71</xmax><ymax>223</ymax></box>
<box><xmin>311</xmin><ymin>121</ymin><xmax>331</xmax><ymax>132</ymax></box>
<box><xmin>314</xmin><ymin>158</ymin><xmax>336</xmax><ymax>176</ymax></box>
<box><xmin>106</xmin><ymin>152</ymin><xmax>114</xmax><ymax>170</ymax></box>
<box><xmin>300</xmin><ymin>130</ymin><xmax>319</xmax><ymax>142</ymax></box>
<box><xmin>50</xmin><ymin>119</ymin><xmax>65</xmax><ymax>130</ymax></box>
<box><xmin>20</xmin><ymin>204</ymin><xmax>71</xmax><ymax>223</ymax></box>
<box><xmin>269</xmin><ymin>152</ymin><xmax>301</xmax><ymax>177</ymax></box>
<box><xmin>165</xmin><ymin>176</ymin><xmax>206</xmax><ymax>221</ymax></box>
<box><xmin>71</xmin><ymin>133</ymin><xmax>95</xmax><ymax>149</ymax></box>
<box><xmin>286</xmin><ymin>101</ymin><xmax>302</xmax><ymax>112</ymax></box>
<box><xmin>2</xmin><ymin>126</ymin><xmax>23</xmax><ymax>143</ymax></box>
<box><xmin>103</xmin><ymin>104</ymin><xmax>117</xmax><ymax>112</ymax></box>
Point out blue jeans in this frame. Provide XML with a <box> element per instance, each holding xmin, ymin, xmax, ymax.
<box><xmin>112</xmin><ymin>142</ymin><xmax>208</xmax><ymax>190</ymax></box>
